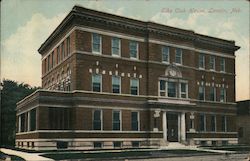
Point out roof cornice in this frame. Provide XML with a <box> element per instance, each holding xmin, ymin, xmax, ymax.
<box><xmin>38</xmin><ymin>5</ymin><xmax>240</xmax><ymax>55</ymax></box>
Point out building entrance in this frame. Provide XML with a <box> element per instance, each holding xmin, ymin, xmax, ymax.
<box><xmin>167</xmin><ymin>113</ymin><xmax>179</xmax><ymax>142</ymax></box>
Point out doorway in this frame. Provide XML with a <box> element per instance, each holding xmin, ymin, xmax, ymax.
<box><xmin>167</xmin><ymin>113</ymin><xmax>179</xmax><ymax>142</ymax></box>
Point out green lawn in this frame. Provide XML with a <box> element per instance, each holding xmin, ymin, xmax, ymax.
<box><xmin>0</xmin><ymin>152</ymin><xmax>25</xmax><ymax>161</ymax></box>
<box><xmin>41</xmin><ymin>149</ymin><xmax>215</xmax><ymax>160</ymax></box>
<box><xmin>209</xmin><ymin>145</ymin><xmax>250</xmax><ymax>152</ymax></box>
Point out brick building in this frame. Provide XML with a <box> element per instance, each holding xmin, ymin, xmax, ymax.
<box><xmin>16</xmin><ymin>6</ymin><xmax>240</xmax><ymax>150</ymax></box>
<box><xmin>237</xmin><ymin>100</ymin><xmax>250</xmax><ymax>145</ymax></box>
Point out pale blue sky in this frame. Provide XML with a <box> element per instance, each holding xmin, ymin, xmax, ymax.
<box><xmin>1</xmin><ymin>0</ymin><xmax>249</xmax><ymax>101</ymax></box>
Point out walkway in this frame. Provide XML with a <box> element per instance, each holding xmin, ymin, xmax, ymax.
<box><xmin>0</xmin><ymin>148</ymin><xmax>53</xmax><ymax>161</ymax></box>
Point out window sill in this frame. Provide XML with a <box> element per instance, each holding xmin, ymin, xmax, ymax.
<box><xmin>92</xmin><ymin>51</ymin><xmax>102</xmax><ymax>55</ymax></box>
<box><xmin>162</xmin><ymin>61</ymin><xmax>170</xmax><ymax>64</ymax></box>
<box><xmin>199</xmin><ymin>67</ymin><xmax>205</xmax><ymax>70</ymax></box>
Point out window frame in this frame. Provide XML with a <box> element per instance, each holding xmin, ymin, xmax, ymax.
<box><xmin>162</xmin><ymin>46</ymin><xmax>170</xmax><ymax>63</ymax></box>
<box><xmin>66</xmin><ymin>36</ymin><xmax>70</xmax><ymax>56</ymax></box>
<box><xmin>222</xmin><ymin>115</ymin><xmax>227</xmax><ymax>132</ymax></box>
<box><xmin>211</xmin><ymin>115</ymin><xmax>216</xmax><ymax>132</ymax></box>
<box><xmin>92</xmin><ymin>74</ymin><xmax>102</xmax><ymax>92</ymax></box>
<box><xmin>129</xmin><ymin>41</ymin><xmax>139</xmax><ymax>59</ymax></box>
<box><xmin>199</xmin><ymin>114</ymin><xmax>206</xmax><ymax>132</ymax></box>
<box><xmin>93</xmin><ymin>109</ymin><xmax>103</xmax><ymax>130</ymax></box>
<box><xmin>180</xmin><ymin>82</ymin><xmax>188</xmax><ymax>98</ymax></box>
<box><xmin>220</xmin><ymin>58</ymin><xmax>225</xmax><ymax>72</ymax></box>
<box><xmin>175</xmin><ymin>48</ymin><xmax>182</xmax><ymax>65</ymax></box>
<box><xmin>131</xmin><ymin>111</ymin><xmax>140</xmax><ymax>131</ymax></box>
<box><xmin>220</xmin><ymin>88</ymin><xmax>226</xmax><ymax>102</ymax></box>
<box><xmin>199</xmin><ymin>53</ymin><xmax>205</xmax><ymax>69</ymax></box>
<box><xmin>112</xmin><ymin>75</ymin><xmax>121</xmax><ymax>94</ymax></box>
<box><xmin>210</xmin><ymin>87</ymin><xmax>216</xmax><ymax>101</ymax></box>
<box><xmin>92</xmin><ymin>33</ymin><xmax>102</xmax><ymax>54</ymax></box>
<box><xmin>198</xmin><ymin>85</ymin><xmax>205</xmax><ymax>101</ymax></box>
<box><xmin>112</xmin><ymin>110</ymin><xmax>122</xmax><ymax>131</ymax></box>
<box><xmin>130</xmin><ymin>78</ymin><xmax>139</xmax><ymax>95</ymax></box>
<box><xmin>209</xmin><ymin>56</ymin><xmax>215</xmax><ymax>71</ymax></box>
<box><xmin>159</xmin><ymin>80</ymin><xmax>166</xmax><ymax>97</ymax></box>
<box><xmin>167</xmin><ymin>81</ymin><xmax>177</xmax><ymax>98</ymax></box>
<box><xmin>111</xmin><ymin>37</ymin><xmax>121</xmax><ymax>57</ymax></box>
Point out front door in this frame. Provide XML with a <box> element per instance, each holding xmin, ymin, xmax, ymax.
<box><xmin>167</xmin><ymin>113</ymin><xmax>179</xmax><ymax>142</ymax></box>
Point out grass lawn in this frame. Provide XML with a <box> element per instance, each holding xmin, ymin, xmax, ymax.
<box><xmin>208</xmin><ymin>145</ymin><xmax>250</xmax><ymax>152</ymax></box>
<box><xmin>0</xmin><ymin>152</ymin><xmax>25</xmax><ymax>161</ymax></box>
<box><xmin>41</xmin><ymin>149</ymin><xmax>216</xmax><ymax>160</ymax></box>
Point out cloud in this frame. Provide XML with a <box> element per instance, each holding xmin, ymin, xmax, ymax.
<box><xmin>1</xmin><ymin>13</ymin><xmax>66</xmax><ymax>86</ymax></box>
<box><xmin>86</xmin><ymin>1</ymin><xmax>125</xmax><ymax>16</ymax></box>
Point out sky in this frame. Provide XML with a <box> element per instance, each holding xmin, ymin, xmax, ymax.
<box><xmin>1</xmin><ymin>0</ymin><xmax>249</xmax><ymax>101</ymax></box>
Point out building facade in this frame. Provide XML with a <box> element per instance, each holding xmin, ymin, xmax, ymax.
<box><xmin>237</xmin><ymin>100</ymin><xmax>250</xmax><ymax>145</ymax></box>
<box><xmin>16</xmin><ymin>6</ymin><xmax>240</xmax><ymax>150</ymax></box>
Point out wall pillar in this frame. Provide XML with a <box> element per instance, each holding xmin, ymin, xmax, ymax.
<box><xmin>180</xmin><ymin>112</ymin><xmax>186</xmax><ymax>142</ymax></box>
<box><xmin>162</xmin><ymin>111</ymin><xmax>167</xmax><ymax>141</ymax></box>
<box><xmin>27</xmin><ymin>111</ymin><xmax>30</xmax><ymax>131</ymax></box>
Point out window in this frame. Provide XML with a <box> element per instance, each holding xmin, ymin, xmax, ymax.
<box><xmin>47</xmin><ymin>54</ymin><xmax>51</xmax><ymax>71</ymax></box>
<box><xmin>180</xmin><ymin>83</ymin><xmax>187</xmax><ymax>98</ymax></box>
<box><xmin>222</xmin><ymin>116</ymin><xmax>227</xmax><ymax>132</ymax></box>
<box><xmin>44</xmin><ymin>58</ymin><xmax>47</xmax><ymax>73</ymax></box>
<box><xmin>51</xmin><ymin>51</ymin><xmax>54</xmax><ymax>68</ymax></box>
<box><xmin>222</xmin><ymin>140</ymin><xmax>228</xmax><ymax>145</ymax></box>
<box><xmin>211</xmin><ymin>115</ymin><xmax>216</xmax><ymax>132</ymax></box>
<box><xmin>220</xmin><ymin>88</ymin><xmax>226</xmax><ymax>102</ymax></box>
<box><xmin>67</xmin><ymin>36</ymin><xmax>70</xmax><ymax>56</ymax></box>
<box><xmin>199</xmin><ymin>114</ymin><xmax>206</xmax><ymax>132</ymax></box>
<box><xmin>112</xmin><ymin>111</ymin><xmax>121</xmax><ymax>130</ymax></box>
<box><xmin>198</xmin><ymin>86</ymin><xmax>205</xmax><ymax>101</ymax></box>
<box><xmin>159</xmin><ymin>80</ymin><xmax>166</xmax><ymax>96</ymax></box>
<box><xmin>209</xmin><ymin>56</ymin><xmax>215</xmax><ymax>70</ymax></box>
<box><xmin>132</xmin><ymin>141</ymin><xmax>140</xmax><ymax>148</ymax></box>
<box><xmin>130</xmin><ymin>78</ymin><xmax>139</xmax><ymax>95</ymax></box>
<box><xmin>129</xmin><ymin>41</ymin><xmax>138</xmax><ymax>59</ymax></box>
<box><xmin>190</xmin><ymin>119</ymin><xmax>195</xmax><ymax>129</ymax></box>
<box><xmin>92</xmin><ymin>33</ymin><xmax>101</xmax><ymax>54</ymax></box>
<box><xmin>220</xmin><ymin>58</ymin><xmax>225</xmax><ymax>72</ymax></box>
<box><xmin>212</xmin><ymin>141</ymin><xmax>217</xmax><ymax>146</ymax></box>
<box><xmin>30</xmin><ymin>108</ymin><xmax>36</xmax><ymax>131</ymax></box>
<box><xmin>61</xmin><ymin>42</ymin><xmax>65</xmax><ymax>60</ymax></box>
<box><xmin>94</xmin><ymin>142</ymin><xmax>103</xmax><ymax>148</ymax></box>
<box><xmin>199</xmin><ymin>53</ymin><xmax>205</xmax><ymax>69</ymax></box>
<box><xmin>56</xmin><ymin>141</ymin><xmax>68</xmax><ymax>149</ymax></box>
<box><xmin>20</xmin><ymin>113</ymin><xmax>25</xmax><ymax>132</ymax></box>
<box><xmin>131</xmin><ymin>111</ymin><xmax>139</xmax><ymax>131</ymax></box>
<box><xmin>112</xmin><ymin>37</ymin><xmax>120</xmax><ymax>56</ymax></box>
<box><xmin>112</xmin><ymin>76</ymin><xmax>121</xmax><ymax>93</ymax></box>
<box><xmin>168</xmin><ymin>82</ymin><xmax>177</xmax><ymax>97</ymax></box>
<box><xmin>48</xmin><ymin>107</ymin><xmax>72</xmax><ymax>130</ymax></box>
<box><xmin>113</xmin><ymin>141</ymin><xmax>122</xmax><ymax>148</ymax></box>
<box><xmin>92</xmin><ymin>74</ymin><xmax>101</xmax><ymax>92</ymax></box>
<box><xmin>162</xmin><ymin>46</ymin><xmax>169</xmax><ymax>63</ymax></box>
<box><xmin>210</xmin><ymin>87</ymin><xmax>216</xmax><ymax>101</ymax></box>
<box><xmin>93</xmin><ymin>110</ymin><xmax>102</xmax><ymax>130</ymax></box>
<box><xmin>57</xmin><ymin>47</ymin><xmax>60</xmax><ymax>64</ymax></box>
<box><xmin>175</xmin><ymin>48</ymin><xmax>182</xmax><ymax>64</ymax></box>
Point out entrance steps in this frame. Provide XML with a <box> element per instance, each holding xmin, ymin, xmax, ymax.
<box><xmin>160</xmin><ymin>142</ymin><xmax>197</xmax><ymax>150</ymax></box>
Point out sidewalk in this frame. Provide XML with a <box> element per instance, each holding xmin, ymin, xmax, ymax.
<box><xmin>0</xmin><ymin>148</ymin><xmax>53</xmax><ymax>161</ymax></box>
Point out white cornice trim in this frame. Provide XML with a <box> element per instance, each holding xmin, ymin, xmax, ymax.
<box><xmin>192</xmin><ymin>138</ymin><xmax>237</xmax><ymax>141</ymax></box>
<box><xmin>16</xmin><ymin>130</ymin><xmax>163</xmax><ymax>135</ymax></box>
<box><xmin>15</xmin><ymin>138</ymin><xmax>161</xmax><ymax>142</ymax></box>
<box><xmin>149</xmin><ymin>39</ymin><xmax>235</xmax><ymax>59</ymax></box>
<box><xmin>187</xmin><ymin>132</ymin><xmax>237</xmax><ymax>134</ymax></box>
